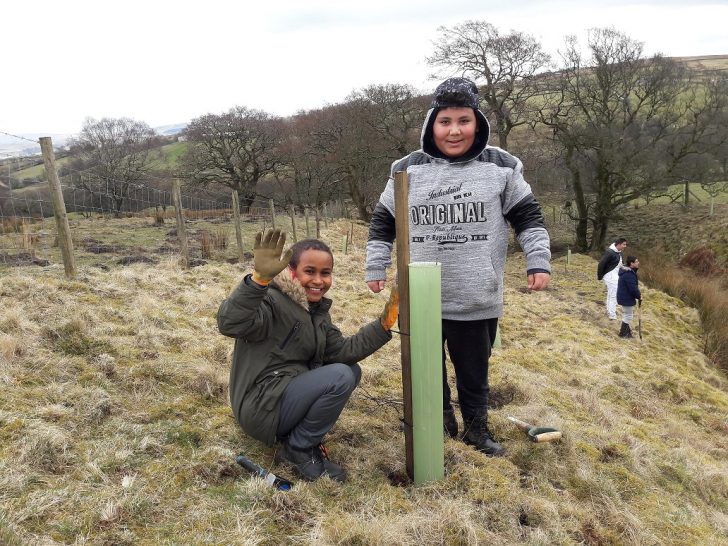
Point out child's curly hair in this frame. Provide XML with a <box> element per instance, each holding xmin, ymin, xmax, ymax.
<box><xmin>288</xmin><ymin>239</ymin><xmax>334</xmax><ymax>268</ymax></box>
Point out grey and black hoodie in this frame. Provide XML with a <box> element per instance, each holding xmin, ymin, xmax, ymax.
<box><xmin>365</xmin><ymin>85</ymin><xmax>551</xmax><ymax>321</ymax></box>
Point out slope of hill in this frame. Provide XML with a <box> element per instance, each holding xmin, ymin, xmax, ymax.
<box><xmin>0</xmin><ymin>220</ymin><xmax>726</xmax><ymax>545</ymax></box>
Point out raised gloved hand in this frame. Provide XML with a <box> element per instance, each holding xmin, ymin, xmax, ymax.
<box><xmin>379</xmin><ymin>284</ymin><xmax>399</xmax><ymax>330</ymax></box>
<box><xmin>252</xmin><ymin>229</ymin><xmax>293</xmax><ymax>285</ymax></box>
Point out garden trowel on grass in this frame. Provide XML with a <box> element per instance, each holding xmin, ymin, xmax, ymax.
<box><xmin>235</xmin><ymin>453</ymin><xmax>293</xmax><ymax>491</ymax></box>
<box><xmin>507</xmin><ymin>416</ymin><xmax>562</xmax><ymax>443</ymax></box>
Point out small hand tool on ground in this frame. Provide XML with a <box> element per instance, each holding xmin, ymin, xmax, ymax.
<box><xmin>235</xmin><ymin>453</ymin><xmax>293</xmax><ymax>491</ymax></box>
<box><xmin>507</xmin><ymin>416</ymin><xmax>562</xmax><ymax>443</ymax></box>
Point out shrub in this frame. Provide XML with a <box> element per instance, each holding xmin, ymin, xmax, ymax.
<box><xmin>679</xmin><ymin>246</ymin><xmax>722</xmax><ymax>276</ymax></box>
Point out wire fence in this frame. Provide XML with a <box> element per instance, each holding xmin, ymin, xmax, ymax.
<box><xmin>0</xmin><ymin>135</ymin><xmax>352</xmax><ymax>271</ymax></box>
<box><xmin>0</xmin><ymin>181</ymin><xmax>349</xmax><ymax>270</ymax></box>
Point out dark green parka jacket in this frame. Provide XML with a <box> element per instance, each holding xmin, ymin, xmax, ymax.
<box><xmin>217</xmin><ymin>271</ymin><xmax>391</xmax><ymax>446</ymax></box>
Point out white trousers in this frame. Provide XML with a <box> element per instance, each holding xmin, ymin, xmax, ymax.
<box><xmin>603</xmin><ymin>275</ymin><xmax>618</xmax><ymax>319</ymax></box>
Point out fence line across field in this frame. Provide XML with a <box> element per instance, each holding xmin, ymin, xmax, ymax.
<box><xmin>1</xmin><ymin>183</ymin><xmax>348</xmax><ymax>273</ymax></box>
<box><xmin>0</xmin><ymin>137</ymin><xmax>354</xmax><ymax>273</ymax></box>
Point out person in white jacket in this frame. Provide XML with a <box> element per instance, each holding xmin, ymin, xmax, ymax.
<box><xmin>596</xmin><ymin>238</ymin><xmax>628</xmax><ymax>319</ymax></box>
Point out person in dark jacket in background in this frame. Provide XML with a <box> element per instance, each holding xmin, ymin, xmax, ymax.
<box><xmin>364</xmin><ymin>77</ymin><xmax>551</xmax><ymax>457</ymax></box>
<box><xmin>597</xmin><ymin>237</ymin><xmax>628</xmax><ymax>320</ymax></box>
<box><xmin>218</xmin><ymin>230</ymin><xmax>398</xmax><ymax>483</ymax></box>
<box><xmin>617</xmin><ymin>255</ymin><xmax>641</xmax><ymax>338</ymax></box>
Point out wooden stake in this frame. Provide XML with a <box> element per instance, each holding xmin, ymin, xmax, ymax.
<box><xmin>269</xmin><ymin>199</ymin><xmax>276</xmax><ymax>229</ymax></box>
<box><xmin>172</xmin><ymin>179</ymin><xmax>189</xmax><ymax>269</ymax></box>
<box><xmin>394</xmin><ymin>171</ymin><xmax>414</xmax><ymax>480</ymax></box>
<box><xmin>289</xmin><ymin>205</ymin><xmax>298</xmax><ymax>242</ymax></box>
<box><xmin>21</xmin><ymin>219</ymin><xmax>32</xmax><ymax>253</ymax></box>
<box><xmin>232</xmin><ymin>191</ymin><xmax>245</xmax><ymax>262</ymax></box>
<box><xmin>40</xmin><ymin>136</ymin><xmax>76</xmax><ymax>278</ymax></box>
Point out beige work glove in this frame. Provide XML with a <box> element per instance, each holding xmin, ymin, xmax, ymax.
<box><xmin>252</xmin><ymin>229</ymin><xmax>293</xmax><ymax>285</ymax></box>
<box><xmin>379</xmin><ymin>284</ymin><xmax>399</xmax><ymax>330</ymax></box>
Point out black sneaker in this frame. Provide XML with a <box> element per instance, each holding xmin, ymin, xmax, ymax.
<box><xmin>443</xmin><ymin>407</ymin><xmax>458</xmax><ymax>438</ymax></box>
<box><xmin>276</xmin><ymin>442</ymin><xmax>325</xmax><ymax>481</ymax></box>
<box><xmin>462</xmin><ymin>417</ymin><xmax>506</xmax><ymax>457</ymax></box>
<box><xmin>318</xmin><ymin>444</ymin><xmax>347</xmax><ymax>483</ymax></box>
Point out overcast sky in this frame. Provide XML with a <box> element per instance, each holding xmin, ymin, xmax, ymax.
<box><xmin>3</xmin><ymin>0</ymin><xmax>728</xmax><ymax>136</ymax></box>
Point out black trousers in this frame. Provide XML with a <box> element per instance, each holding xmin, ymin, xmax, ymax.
<box><xmin>441</xmin><ymin>318</ymin><xmax>498</xmax><ymax>421</ymax></box>
<box><xmin>276</xmin><ymin>363</ymin><xmax>361</xmax><ymax>450</ymax></box>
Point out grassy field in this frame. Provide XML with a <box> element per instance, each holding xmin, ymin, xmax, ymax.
<box><xmin>0</xmin><ymin>210</ymin><xmax>306</xmax><ymax>270</ymax></box>
<box><xmin>1</xmin><ymin>217</ymin><xmax>726</xmax><ymax>545</ymax></box>
<box><xmin>10</xmin><ymin>156</ymin><xmax>70</xmax><ymax>182</ymax></box>
<box><xmin>147</xmin><ymin>142</ymin><xmax>189</xmax><ymax>171</ymax></box>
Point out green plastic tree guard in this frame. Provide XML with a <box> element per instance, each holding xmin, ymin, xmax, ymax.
<box><xmin>492</xmin><ymin>325</ymin><xmax>502</xmax><ymax>349</ymax></box>
<box><xmin>409</xmin><ymin>262</ymin><xmax>444</xmax><ymax>485</ymax></box>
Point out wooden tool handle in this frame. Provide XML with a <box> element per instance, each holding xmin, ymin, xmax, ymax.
<box><xmin>507</xmin><ymin>416</ymin><xmax>533</xmax><ymax>431</ymax></box>
<box><xmin>531</xmin><ymin>431</ymin><xmax>562</xmax><ymax>443</ymax></box>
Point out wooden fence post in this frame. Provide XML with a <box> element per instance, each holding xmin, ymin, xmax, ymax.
<box><xmin>394</xmin><ymin>171</ymin><xmax>414</xmax><ymax>480</ymax></box>
<box><xmin>40</xmin><ymin>136</ymin><xmax>76</xmax><ymax>278</ymax></box>
<box><xmin>269</xmin><ymin>199</ymin><xmax>276</xmax><ymax>229</ymax></box>
<box><xmin>21</xmin><ymin>219</ymin><xmax>34</xmax><ymax>256</ymax></box>
<box><xmin>232</xmin><ymin>191</ymin><xmax>245</xmax><ymax>262</ymax></box>
<box><xmin>289</xmin><ymin>205</ymin><xmax>298</xmax><ymax>242</ymax></box>
<box><xmin>304</xmin><ymin>207</ymin><xmax>311</xmax><ymax>237</ymax></box>
<box><xmin>172</xmin><ymin>179</ymin><xmax>189</xmax><ymax>269</ymax></box>
<box><xmin>322</xmin><ymin>203</ymin><xmax>329</xmax><ymax>228</ymax></box>
<box><xmin>315</xmin><ymin>207</ymin><xmax>321</xmax><ymax>238</ymax></box>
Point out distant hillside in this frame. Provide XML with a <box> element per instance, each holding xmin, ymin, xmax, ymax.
<box><xmin>0</xmin><ymin>124</ymin><xmax>185</xmax><ymax>159</ymax></box>
<box><xmin>0</xmin><ymin>133</ymin><xmax>72</xmax><ymax>158</ymax></box>
<box><xmin>672</xmin><ymin>54</ymin><xmax>728</xmax><ymax>72</ymax></box>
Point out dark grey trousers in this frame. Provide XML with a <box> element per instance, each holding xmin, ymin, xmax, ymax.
<box><xmin>276</xmin><ymin>363</ymin><xmax>361</xmax><ymax>449</ymax></box>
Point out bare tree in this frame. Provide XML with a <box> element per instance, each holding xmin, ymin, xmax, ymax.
<box><xmin>661</xmin><ymin>72</ymin><xmax>728</xmax><ymax>207</ymax></box>
<box><xmin>261</xmin><ymin>108</ymin><xmax>346</xmax><ymax>211</ymax></box>
<box><xmin>71</xmin><ymin>117</ymin><xmax>158</xmax><ymax>216</ymax></box>
<box><xmin>182</xmin><ymin>107</ymin><xmax>281</xmax><ymax>209</ymax></box>
<box><xmin>535</xmin><ymin>28</ymin><xmax>715</xmax><ymax>250</ymax></box>
<box><xmin>427</xmin><ymin>20</ymin><xmax>550</xmax><ymax>149</ymax></box>
<box><xmin>316</xmin><ymin>84</ymin><xmax>424</xmax><ymax>221</ymax></box>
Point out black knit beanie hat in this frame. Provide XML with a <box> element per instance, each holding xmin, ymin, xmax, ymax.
<box><xmin>422</xmin><ymin>77</ymin><xmax>489</xmax><ymax>160</ymax></box>
<box><xmin>430</xmin><ymin>77</ymin><xmax>480</xmax><ymax>109</ymax></box>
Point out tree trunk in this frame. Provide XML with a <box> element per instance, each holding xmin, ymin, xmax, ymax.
<box><xmin>114</xmin><ymin>196</ymin><xmax>124</xmax><ymax>217</ymax></box>
<box><xmin>591</xmin><ymin>218</ymin><xmax>609</xmax><ymax>251</ymax></box>
<box><xmin>566</xmin><ymin>148</ymin><xmax>589</xmax><ymax>251</ymax></box>
<box><xmin>346</xmin><ymin>171</ymin><xmax>371</xmax><ymax>222</ymax></box>
<box><xmin>238</xmin><ymin>192</ymin><xmax>255</xmax><ymax>210</ymax></box>
<box><xmin>494</xmin><ymin>112</ymin><xmax>508</xmax><ymax>149</ymax></box>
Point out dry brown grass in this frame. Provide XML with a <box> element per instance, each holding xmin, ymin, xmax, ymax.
<box><xmin>639</xmin><ymin>249</ymin><xmax>728</xmax><ymax>373</ymax></box>
<box><xmin>0</xmin><ymin>220</ymin><xmax>726</xmax><ymax>544</ymax></box>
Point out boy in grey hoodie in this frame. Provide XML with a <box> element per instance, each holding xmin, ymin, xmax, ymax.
<box><xmin>365</xmin><ymin>77</ymin><xmax>551</xmax><ymax>456</ymax></box>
